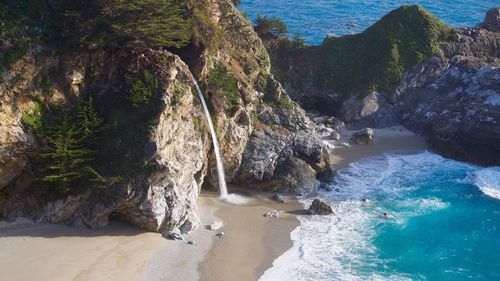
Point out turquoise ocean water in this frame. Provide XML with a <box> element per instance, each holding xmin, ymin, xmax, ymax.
<box><xmin>259</xmin><ymin>152</ymin><xmax>500</xmax><ymax>280</ymax></box>
<box><xmin>238</xmin><ymin>2</ymin><xmax>500</xmax><ymax>279</ymax></box>
<box><xmin>238</xmin><ymin>0</ymin><xmax>499</xmax><ymax>44</ymax></box>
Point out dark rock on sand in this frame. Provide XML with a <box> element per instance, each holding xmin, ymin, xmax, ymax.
<box><xmin>308</xmin><ymin>199</ymin><xmax>335</xmax><ymax>215</ymax></box>
<box><xmin>350</xmin><ymin>128</ymin><xmax>375</xmax><ymax>145</ymax></box>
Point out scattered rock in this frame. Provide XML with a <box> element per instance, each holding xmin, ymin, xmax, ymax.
<box><xmin>271</xmin><ymin>194</ymin><xmax>286</xmax><ymax>203</ymax></box>
<box><xmin>308</xmin><ymin>199</ymin><xmax>334</xmax><ymax>215</ymax></box>
<box><xmin>163</xmin><ymin>229</ymin><xmax>183</xmax><ymax>240</ymax></box>
<box><xmin>330</xmin><ymin>132</ymin><xmax>341</xmax><ymax>141</ymax></box>
<box><xmin>208</xmin><ymin>221</ymin><xmax>224</xmax><ymax>231</ymax></box>
<box><xmin>337</xmin><ymin>142</ymin><xmax>351</xmax><ymax>148</ymax></box>
<box><xmin>350</xmin><ymin>128</ymin><xmax>375</xmax><ymax>145</ymax></box>
<box><xmin>264</xmin><ymin>210</ymin><xmax>280</xmax><ymax>218</ymax></box>
<box><xmin>322</xmin><ymin>140</ymin><xmax>335</xmax><ymax>151</ymax></box>
<box><xmin>187</xmin><ymin>240</ymin><xmax>195</xmax><ymax>245</ymax></box>
<box><xmin>215</xmin><ymin>232</ymin><xmax>225</xmax><ymax>239</ymax></box>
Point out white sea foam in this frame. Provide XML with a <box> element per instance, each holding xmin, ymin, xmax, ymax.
<box><xmin>219</xmin><ymin>194</ymin><xmax>253</xmax><ymax>205</ymax></box>
<box><xmin>474</xmin><ymin>168</ymin><xmax>500</xmax><ymax>200</ymax></box>
<box><xmin>259</xmin><ymin>151</ymin><xmax>457</xmax><ymax>281</ymax></box>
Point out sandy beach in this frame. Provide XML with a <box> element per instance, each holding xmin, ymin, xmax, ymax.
<box><xmin>0</xmin><ymin>126</ymin><xmax>427</xmax><ymax>281</ymax></box>
<box><xmin>330</xmin><ymin>126</ymin><xmax>428</xmax><ymax>169</ymax></box>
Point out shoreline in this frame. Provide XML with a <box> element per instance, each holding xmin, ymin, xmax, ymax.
<box><xmin>330</xmin><ymin>126</ymin><xmax>428</xmax><ymax>169</ymax></box>
<box><xmin>198</xmin><ymin>190</ymin><xmax>303</xmax><ymax>281</ymax></box>
<box><xmin>0</xmin><ymin>126</ymin><xmax>428</xmax><ymax>281</ymax></box>
<box><xmin>196</xmin><ymin>126</ymin><xmax>428</xmax><ymax>281</ymax></box>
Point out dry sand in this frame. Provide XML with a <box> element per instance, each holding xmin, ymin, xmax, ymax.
<box><xmin>0</xmin><ymin>220</ymin><xmax>167</xmax><ymax>281</ymax></box>
<box><xmin>0</xmin><ymin>126</ymin><xmax>428</xmax><ymax>281</ymax></box>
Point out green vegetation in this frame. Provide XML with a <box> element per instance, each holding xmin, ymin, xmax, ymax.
<box><xmin>23</xmin><ymin>99</ymin><xmax>104</xmax><ymax>194</ymax></box>
<box><xmin>206</xmin><ymin>62</ymin><xmax>240</xmax><ymax>113</ymax></box>
<box><xmin>22</xmin><ymin>101</ymin><xmax>45</xmax><ymax>131</ymax></box>
<box><xmin>96</xmin><ymin>66</ymin><xmax>163</xmax><ymax>178</ymax></box>
<box><xmin>127</xmin><ymin>69</ymin><xmax>159</xmax><ymax>108</ymax></box>
<box><xmin>190</xmin><ymin>0</ymin><xmax>225</xmax><ymax>50</ymax></box>
<box><xmin>315</xmin><ymin>5</ymin><xmax>456</xmax><ymax>96</ymax></box>
<box><xmin>104</xmin><ymin>0</ymin><xmax>192</xmax><ymax>51</ymax></box>
<box><xmin>264</xmin><ymin>5</ymin><xmax>457</xmax><ymax>98</ymax></box>
<box><xmin>254</xmin><ymin>14</ymin><xmax>288</xmax><ymax>38</ymax></box>
<box><xmin>1</xmin><ymin>0</ymin><xmax>193</xmax><ymax>53</ymax></box>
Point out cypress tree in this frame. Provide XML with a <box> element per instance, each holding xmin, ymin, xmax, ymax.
<box><xmin>39</xmin><ymin>100</ymin><xmax>103</xmax><ymax>193</ymax></box>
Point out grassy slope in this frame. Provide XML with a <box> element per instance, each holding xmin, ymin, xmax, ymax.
<box><xmin>271</xmin><ymin>5</ymin><xmax>457</xmax><ymax>98</ymax></box>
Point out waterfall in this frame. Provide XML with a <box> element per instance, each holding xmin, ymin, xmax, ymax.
<box><xmin>191</xmin><ymin>75</ymin><xmax>228</xmax><ymax>199</ymax></box>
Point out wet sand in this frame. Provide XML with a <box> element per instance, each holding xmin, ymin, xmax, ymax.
<box><xmin>330</xmin><ymin>126</ymin><xmax>428</xmax><ymax>169</ymax></box>
<box><xmin>198</xmin><ymin>190</ymin><xmax>302</xmax><ymax>281</ymax></box>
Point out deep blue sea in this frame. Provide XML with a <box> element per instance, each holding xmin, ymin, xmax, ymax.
<box><xmin>238</xmin><ymin>0</ymin><xmax>499</xmax><ymax>44</ymax></box>
<box><xmin>260</xmin><ymin>152</ymin><xmax>500</xmax><ymax>281</ymax></box>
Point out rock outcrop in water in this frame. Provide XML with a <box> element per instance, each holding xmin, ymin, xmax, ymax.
<box><xmin>0</xmin><ymin>0</ymin><xmax>332</xmax><ymax>231</ymax></box>
<box><xmin>262</xmin><ymin>6</ymin><xmax>500</xmax><ymax>166</ymax></box>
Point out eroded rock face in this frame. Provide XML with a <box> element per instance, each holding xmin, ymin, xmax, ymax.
<box><xmin>321</xmin><ymin>9</ymin><xmax>500</xmax><ymax>166</ymax></box>
<box><xmin>0</xmin><ymin>0</ymin><xmax>334</xmax><ymax>231</ymax></box>
<box><xmin>236</xmin><ymin>123</ymin><xmax>333</xmax><ymax>195</ymax></box>
<box><xmin>2</xmin><ymin>51</ymin><xmax>209</xmax><ymax>232</ymax></box>
<box><xmin>383</xmin><ymin>11</ymin><xmax>500</xmax><ymax>166</ymax></box>
<box><xmin>483</xmin><ymin>7</ymin><xmax>500</xmax><ymax>31</ymax></box>
<box><xmin>351</xmin><ymin>128</ymin><xmax>375</xmax><ymax>145</ymax></box>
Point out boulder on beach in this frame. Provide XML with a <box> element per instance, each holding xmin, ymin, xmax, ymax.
<box><xmin>271</xmin><ymin>194</ymin><xmax>286</xmax><ymax>203</ymax></box>
<box><xmin>163</xmin><ymin>229</ymin><xmax>183</xmax><ymax>240</ymax></box>
<box><xmin>350</xmin><ymin>128</ymin><xmax>375</xmax><ymax>145</ymax></box>
<box><xmin>308</xmin><ymin>199</ymin><xmax>334</xmax><ymax>215</ymax></box>
<box><xmin>264</xmin><ymin>210</ymin><xmax>280</xmax><ymax>218</ymax></box>
<box><xmin>208</xmin><ymin>221</ymin><xmax>224</xmax><ymax>231</ymax></box>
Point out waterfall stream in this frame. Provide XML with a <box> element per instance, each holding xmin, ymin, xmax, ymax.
<box><xmin>191</xmin><ymin>75</ymin><xmax>228</xmax><ymax>199</ymax></box>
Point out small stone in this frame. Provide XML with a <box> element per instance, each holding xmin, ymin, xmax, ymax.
<box><xmin>271</xmin><ymin>194</ymin><xmax>286</xmax><ymax>203</ymax></box>
<box><xmin>308</xmin><ymin>199</ymin><xmax>334</xmax><ymax>215</ymax></box>
<box><xmin>187</xmin><ymin>240</ymin><xmax>195</xmax><ymax>245</ymax></box>
<box><xmin>163</xmin><ymin>230</ymin><xmax>183</xmax><ymax>240</ymax></box>
<box><xmin>215</xmin><ymin>232</ymin><xmax>225</xmax><ymax>239</ymax></box>
<box><xmin>264</xmin><ymin>210</ymin><xmax>280</xmax><ymax>218</ymax></box>
<box><xmin>208</xmin><ymin>221</ymin><xmax>224</xmax><ymax>231</ymax></box>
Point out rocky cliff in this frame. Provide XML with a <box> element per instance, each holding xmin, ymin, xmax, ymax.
<box><xmin>264</xmin><ymin>6</ymin><xmax>500</xmax><ymax>166</ymax></box>
<box><xmin>0</xmin><ymin>0</ymin><xmax>332</xmax><ymax>232</ymax></box>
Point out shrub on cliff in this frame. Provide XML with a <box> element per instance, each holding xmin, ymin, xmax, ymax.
<box><xmin>206</xmin><ymin>62</ymin><xmax>240</xmax><ymax>113</ymax></box>
<box><xmin>1</xmin><ymin>0</ymin><xmax>193</xmax><ymax>52</ymax></box>
<box><xmin>254</xmin><ymin>14</ymin><xmax>288</xmax><ymax>38</ymax></box>
<box><xmin>317</xmin><ymin>5</ymin><xmax>457</xmax><ymax>96</ymax></box>
<box><xmin>265</xmin><ymin>5</ymin><xmax>457</xmax><ymax>98</ymax></box>
<box><xmin>31</xmin><ymin>100</ymin><xmax>104</xmax><ymax>194</ymax></box>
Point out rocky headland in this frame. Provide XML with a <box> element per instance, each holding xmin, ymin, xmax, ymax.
<box><xmin>263</xmin><ymin>6</ymin><xmax>500</xmax><ymax>166</ymax></box>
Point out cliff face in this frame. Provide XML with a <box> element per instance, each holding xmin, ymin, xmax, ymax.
<box><xmin>264</xmin><ymin>6</ymin><xmax>500</xmax><ymax>166</ymax></box>
<box><xmin>0</xmin><ymin>0</ymin><xmax>332</xmax><ymax>231</ymax></box>
<box><xmin>388</xmin><ymin>9</ymin><xmax>500</xmax><ymax>166</ymax></box>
